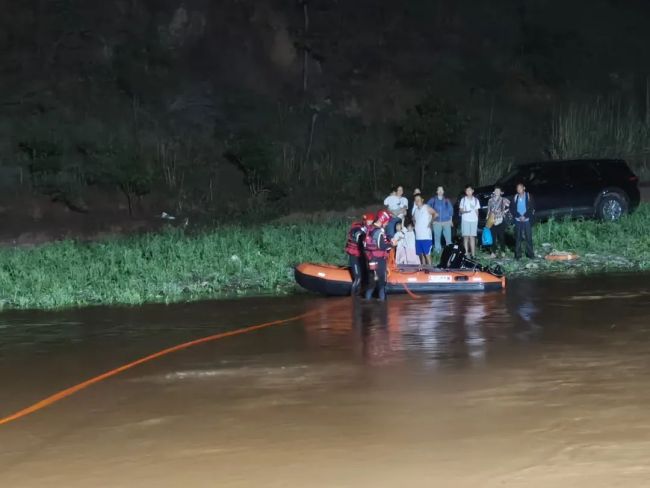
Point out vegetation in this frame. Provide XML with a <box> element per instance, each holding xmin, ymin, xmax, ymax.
<box><xmin>498</xmin><ymin>204</ymin><xmax>650</xmax><ymax>275</ymax></box>
<box><xmin>3</xmin><ymin>0</ymin><xmax>650</xmax><ymax>217</ymax></box>
<box><xmin>470</xmin><ymin>109</ymin><xmax>513</xmax><ymax>186</ymax></box>
<box><xmin>395</xmin><ymin>94</ymin><xmax>464</xmax><ymax>189</ymax></box>
<box><xmin>549</xmin><ymin>98</ymin><xmax>650</xmax><ymax>180</ymax></box>
<box><xmin>0</xmin><ymin>204</ymin><xmax>648</xmax><ymax>311</ymax></box>
<box><xmin>0</xmin><ymin>223</ymin><xmax>345</xmax><ymax>310</ymax></box>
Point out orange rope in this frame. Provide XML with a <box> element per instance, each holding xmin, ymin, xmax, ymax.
<box><xmin>0</xmin><ymin>310</ymin><xmax>315</xmax><ymax>426</ymax></box>
<box><xmin>401</xmin><ymin>282</ymin><xmax>422</xmax><ymax>299</ymax></box>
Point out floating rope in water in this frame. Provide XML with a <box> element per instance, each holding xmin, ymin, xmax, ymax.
<box><xmin>0</xmin><ymin>310</ymin><xmax>317</xmax><ymax>426</ymax></box>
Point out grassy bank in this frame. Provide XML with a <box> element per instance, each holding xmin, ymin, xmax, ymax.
<box><xmin>499</xmin><ymin>203</ymin><xmax>650</xmax><ymax>276</ymax></box>
<box><xmin>0</xmin><ymin>204</ymin><xmax>648</xmax><ymax>310</ymax></box>
<box><xmin>0</xmin><ymin>223</ymin><xmax>345</xmax><ymax>310</ymax></box>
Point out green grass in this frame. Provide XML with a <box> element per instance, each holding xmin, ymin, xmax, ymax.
<box><xmin>497</xmin><ymin>203</ymin><xmax>650</xmax><ymax>275</ymax></box>
<box><xmin>0</xmin><ymin>204</ymin><xmax>649</xmax><ymax>310</ymax></box>
<box><xmin>0</xmin><ymin>223</ymin><xmax>347</xmax><ymax>310</ymax></box>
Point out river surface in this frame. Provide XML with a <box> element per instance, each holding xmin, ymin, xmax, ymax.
<box><xmin>1</xmin><ymin>274</ymin><xmax>649</xmax><ymax>487</ymax></box>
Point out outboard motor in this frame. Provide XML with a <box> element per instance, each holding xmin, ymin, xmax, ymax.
<box><xmin>439</xmin><ymin>243</ymin><xmax>505</xmax><ymax>277</ymax></box>
<box><xmin>439</xmin><ymin>244</ymin><xmax>465</xmax><ymax>269</ymax></box>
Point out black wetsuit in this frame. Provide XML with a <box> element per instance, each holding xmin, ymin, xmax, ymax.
<box><xmin>345</xmin><ymin>222</ymin><xmax>367</xmax><ymax>295</ymax></box>
<box><xmin>364</xmin><ymin>226</ymin><xmax>392</xmax><ymax>300</ymax></box>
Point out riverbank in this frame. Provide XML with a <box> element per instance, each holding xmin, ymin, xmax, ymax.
<box><xmin>497</xmin><ymin>202</ymin><xmax>650</xmax><ymax>276</ymax></box>
<box><xmin>0</xmin><ymin>204</ymin><xmax>648</xmax><ymax>310</ymax></box>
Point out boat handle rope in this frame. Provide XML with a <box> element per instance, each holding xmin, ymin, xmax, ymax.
<box><xmin>401</xmin><ymin>282</ymin><xmax>423</xmax><ymax>299</ymax></box>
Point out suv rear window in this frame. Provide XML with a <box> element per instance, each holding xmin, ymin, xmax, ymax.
<box><xmin>527</xmin><ymin>166</ymin><xmax>555</xmax><ymax>185</ymax></box>
<box><xmin>592</xmin><ymin>160</ymin><xmax>636</xmax><ymax>180</ymax></box>
<box><xmin>497</xmin><ymin>164</ymin><xmax>559</xmax><ymax>186</ymax></box>
<box><xmin>566</xmin><ymin>162</ymin><xmax>601</xmax><ymax>184</ymax></box>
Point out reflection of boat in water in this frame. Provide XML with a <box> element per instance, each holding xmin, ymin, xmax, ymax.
<box><xmin>301</xmin><ymin>289</ymin><xmax>508</xmax><ymax>367</ymax></box>
<box><xmin>295</xmin><ymin>262</ymin><xmax>506</xmax><ymax>296</ymax></box>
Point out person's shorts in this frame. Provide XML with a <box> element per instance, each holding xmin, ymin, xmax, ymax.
<box><xmin>415</xmin><ymin>239</ymin><xmax>433</xmax><ymax>255</ymax></box>
<box><xmin>461</xmin><ymin>220</ymin><xmax>478</xmax><ymax>237</ymax></box>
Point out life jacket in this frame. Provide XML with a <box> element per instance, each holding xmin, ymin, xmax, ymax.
<box><xmin>344</xmin><ymin>221</ymin><xmax>365</xmax><ymax>257</ymax></box>
<box><xmin>364</xmin><ymin>226</ymin><xmax>389</xmax><ymax>261</ymax></box>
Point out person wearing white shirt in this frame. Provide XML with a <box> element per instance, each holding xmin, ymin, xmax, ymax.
<box><xmin>412</xmin><ymin>194</ymin><xmax>438</xmax><ymax>265</ymax></box>
<box><xmin>383</xmin><ymin>185</ymin><xmax>408</xmax><ymax>238</ymax></box>
<box><xmin>392</xmin><ymin>221</ymin><xmax>419</xmax><ymax>265</ymax></box>
<box><xmin>459</xmin><ymin>184</ymin><xmax>480</xmax><ymax>258</ymax></box>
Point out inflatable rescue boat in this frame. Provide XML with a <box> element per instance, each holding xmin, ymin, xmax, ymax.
<box><xmin>295</xmin><ymin>245</ymin><xmax>506</xmax><ymax>296</ymax></box>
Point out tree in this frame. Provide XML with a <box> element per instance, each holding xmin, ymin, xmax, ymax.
<box><xmin>223</xmin><ymin>133</ymin><xmax>274</xmax><ymax>198</ymax></box>
<box><xmin>113</xmin><ymin>157</ymin><xmax>152</xmax><ymax>217</ymax></box>
<box><xmin>395</xmin><ymin>94</ymin><xmax>463</xmax><ymax>190</ymax></box>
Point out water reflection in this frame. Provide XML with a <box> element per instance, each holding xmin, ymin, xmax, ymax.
<box><xmin>1</xmin><ymin>273</ymin><xmax>647</xmax><ymax>379</ymax></box>
<box><xmin>302</xmin><ymin>290</ymin><xmax>541</xmax><ymax>368</ymax></box>
<box><xmin>299</xmin><ymin>274</ymin><xmax>650</xmax><ymax>369</ymax></box>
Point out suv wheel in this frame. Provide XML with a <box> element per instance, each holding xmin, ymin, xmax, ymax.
<box><xmin>597</xmin><ymin>193</ymin><xmax>628</xmax><ymax>221</ymax></box>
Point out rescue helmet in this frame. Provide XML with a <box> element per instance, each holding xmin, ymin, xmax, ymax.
<box><xmin>375</xmin><ymin>210</ymin><xmax>391</xmax><ymax>226</ymax></box>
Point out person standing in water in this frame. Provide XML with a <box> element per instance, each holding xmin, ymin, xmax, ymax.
<box><xmin>459</xmin><ymin>184</ymin><xmax>480</xmax><ymax>258</ymax></box>
<box><xmin>364</xmin><ymin>210</ymin><xmax>393</xmax><ymax>300</ymax></box>
<box><xmin>344</xmin><ymin>213</ymin><xmax>374</xmax><ymax>295</ymax></box>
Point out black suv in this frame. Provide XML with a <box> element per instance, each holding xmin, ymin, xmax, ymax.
<box><xmin>463</xmin><ymin>159</ymin><xmax>640</xmax><ymax>225</ymax></box>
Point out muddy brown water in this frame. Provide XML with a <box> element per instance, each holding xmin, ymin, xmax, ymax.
<box><xmin>1</xmin><ymin>274</ymin><xmax>649</xmax><ymax>487</ymax></box>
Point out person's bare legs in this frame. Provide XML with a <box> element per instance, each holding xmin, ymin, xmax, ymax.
<box><xmin>425</xmin><ymin>253</ymin><xmax>432</xmax><ymax>265</ymax></box>
<box><xmin>463</xmin><ymin>236</ymin><xmax>470</xmax><ymax>255</ymax></box>
<box><xmin>469</xmin><ymin>236</ymin><xmax>476</xmax><ymax>258</ymax></box>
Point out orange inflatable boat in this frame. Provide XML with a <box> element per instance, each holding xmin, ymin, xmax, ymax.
<box><xmin>294</xmin><ymin>260</ymin><xmax>506</xmax><ymax>296</ymax></box>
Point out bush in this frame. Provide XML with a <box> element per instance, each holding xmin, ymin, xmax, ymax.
<box><xmin>395</xmin><ymin>94</ymin><xmax>464</xmax><ymax>189</ymax></box>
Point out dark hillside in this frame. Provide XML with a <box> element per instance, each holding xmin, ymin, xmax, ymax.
<box><xmin>1</xmin><ymin>0</ymin><xmax>649</xmax><ymax>224</ymax></box>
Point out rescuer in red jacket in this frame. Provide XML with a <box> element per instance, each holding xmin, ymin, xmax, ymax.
<box><xmin>364</xmin><ymin>210</ymin><xmax>393</xmax><ymax>300</ymax></box>
<box><xmin>344</xmin><ymin>212</ymin><xmax>374</xmax><ymax>295</ymax></box>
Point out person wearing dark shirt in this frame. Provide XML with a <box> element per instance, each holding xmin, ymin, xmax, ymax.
<box><xmin>513</xmin><ymin>182</ymin><xmax>535</xmax><ymax>259</ymax></box>
<box><xmin>426</xmin><ymin>186</ymin><xmax>454</xmax><ymax>254</ymax></box>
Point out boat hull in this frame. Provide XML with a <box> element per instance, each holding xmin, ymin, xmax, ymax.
<box><xmin>294</xmin><ymin>263</ymin><xmax>505</xmax><ymax>296</ymax></box>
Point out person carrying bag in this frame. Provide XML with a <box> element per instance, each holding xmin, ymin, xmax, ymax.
<box><xmin>486</xmin><ymin>185</ymin><xmax>510</xmax><ymax>258</ymax></box>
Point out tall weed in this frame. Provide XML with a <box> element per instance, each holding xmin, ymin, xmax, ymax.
<box><xmin>550</xmin><ymin>98</ymin><xmax>650</xmax><ymax>180</ymax></box>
